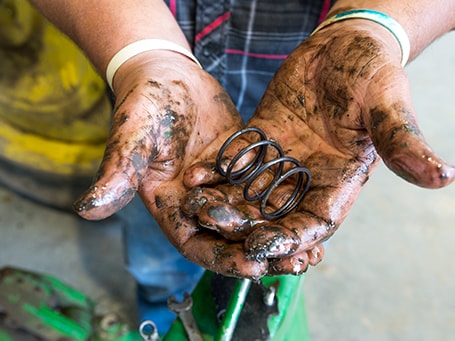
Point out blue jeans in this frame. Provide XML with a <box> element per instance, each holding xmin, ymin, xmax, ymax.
<box><xmin>118</xmin><ymin>196</ymin><xmax>205</xmax><ymax>331</ymax></box>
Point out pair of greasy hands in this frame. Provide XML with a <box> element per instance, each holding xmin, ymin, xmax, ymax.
<box><xmin>74</xmin><ymin>23</ymin><xmax>454</xmax><ymax>279</ymax></box>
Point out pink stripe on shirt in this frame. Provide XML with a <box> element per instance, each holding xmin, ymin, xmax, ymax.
<box><xmin>318</xmin><ymin>0</ymin><xmax>331</xmax><ymax>24</ymax></box>
<box><xmin>169</xmin><ymin>0</ymin><xmax>177</xmax><ymax>17</ymax></box>
<box><xmin>195</xmin><ymin>12</ymin><xmax>231</xmax><ymax>43</ymax></box>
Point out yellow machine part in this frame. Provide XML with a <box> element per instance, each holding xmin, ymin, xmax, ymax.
<box><xmin>0</xmin><ymin>0</ymin><xmax>37</xmax><ymax>46</ymax></box>
<box><xmin>0</xmin><ymin>0</ymin><xmax>111</xmax><ymax>208</ymax></box>
<box><xmin>0</xmin><ymin>120</ymin><xmax>105</xmax><ymax>176</ymax></box>
<box><xmin>0</xmin><ymin>0</ymin><xmax>110</xmax><ymax>177</ymax></box>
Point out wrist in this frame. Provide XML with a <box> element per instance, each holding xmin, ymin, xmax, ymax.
<box><xmin>326</xmin><ymin>0</ymin><xmax>455</xmax><ymax>61</ymax></box>
<box><xmin>111</xmin><ymin>49</ymin><xmax>201</xmax><ymax>95</ymax></box>
<box><xmin>312</xmin><ymin>9</ymin><xmax>409</xmax><ymax>66</ymax></box>
<box><xmin>106</xmin><ymin>39</ymin><xmax>202</xmax><ymax>93</ymax></box>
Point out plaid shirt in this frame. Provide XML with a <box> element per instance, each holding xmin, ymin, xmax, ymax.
<box><xmin>164</xmin><ymin>0</ymin><xmax>334</xmax><ymax>120</ymax></box>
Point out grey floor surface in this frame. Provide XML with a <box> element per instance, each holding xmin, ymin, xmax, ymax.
<box><xmin>1</xmin><ymin>32</ymin><xmax>454</xmax><ymax>340</ymax></box>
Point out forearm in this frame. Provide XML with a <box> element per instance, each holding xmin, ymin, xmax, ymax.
<box><xmin>29</xmin><ymin>0</ymin><xmax>188</xmax><ymax>75</ymax></box>
<box><xmin>328</xmin><ymin>0</ymin><xmax>455</xmax><ymax>62</ymax></box>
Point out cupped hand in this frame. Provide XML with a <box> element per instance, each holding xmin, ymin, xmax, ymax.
<box><xmin>72</xmin><ymin>52</ymin><xmax>269</xmax><ymax>278</ymax></box>
<box><xmin>183</xmin><ymin>21</ymin><xmax>455</xmax><ymax>277</ymax></box>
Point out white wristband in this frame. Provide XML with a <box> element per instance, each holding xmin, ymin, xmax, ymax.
<box><xmin>311</xmin><ymin>9</ymin><xmax>410</xmax><ymax>67</ymax></box>
<box><xmin>105</xmin><ymin>39</ymin><xmax>202</xmax><ymax>91</ymax></box>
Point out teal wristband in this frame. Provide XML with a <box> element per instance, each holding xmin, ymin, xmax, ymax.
<box><xmin>311</xmin><ymin>9</ymin><xmax>410</xmax><ymax>66</ymax></box>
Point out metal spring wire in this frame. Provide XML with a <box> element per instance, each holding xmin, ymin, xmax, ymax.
<box><xmin>216</xmin><ymin>127</ymin><xmax>311</xmax><ymax>220</ymax></box>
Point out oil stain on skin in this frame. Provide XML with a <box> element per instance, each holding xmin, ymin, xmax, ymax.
<box><xmin>213</xmin><ymin>92</ymin><xmax>243</xmax><ymax>129</ymax></box>
<box><xmin>161</xmin><ymin>81</ymin><xmax>193</xmax><ymax>156</ymax></box>
<box><xmin>162</xmin><ymin>106</ymin><xmax>177</xmax><ymax>139</ymax></box>
<box><xmin>369</xmin><ymin>104</ymin><xmax>422</xmax><ymax>155</ymax></box>
<box><xmin>312</xmin><ymin>34</ymin><xmax>383</xmax><ymax>122</ymax></box>
<box><xmin>369</xmin><ymin>107</ymin><xmax>387</xmax><ymax>133</ymax></box>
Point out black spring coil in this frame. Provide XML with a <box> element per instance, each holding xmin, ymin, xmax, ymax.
<box><xmin>216</xmin><ymin>127</ymin><xmax>311</xmax><ymax>220</ymax></box>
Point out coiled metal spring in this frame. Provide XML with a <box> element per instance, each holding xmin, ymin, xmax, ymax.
<box><xmin>216</xmin><ymin>127</ymin><xmax>311</xmax><ymax>220</ymax></box>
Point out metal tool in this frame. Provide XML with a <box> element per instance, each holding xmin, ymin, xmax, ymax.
<box><xmin>167</xmin><ymin>293</ymin><xmax>204</xmax><ymax>341</ymax></box>
<box><xmin>139</xmin><ymin>320</ymin><xmax>161</xmax><ymax>341</ymax></box>
<box><xmin>216</xmin><ymin>127</ymin><xmax>311</xmax><ymax>220</ymax></box>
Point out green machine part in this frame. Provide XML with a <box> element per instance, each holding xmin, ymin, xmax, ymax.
<box><xmin>164</xmin><ymin>271</ymin><xmax>311</xmax><ymax>341</ymax></box>
<box><xmin>0</xmin><ymin>267</ymin><xmax>141</xmax><ymax>341</ymax></box>
<box><xmin>0</xmin><ymin>267</ymin><xmax>310</xmax><ymax>341</ymax></box>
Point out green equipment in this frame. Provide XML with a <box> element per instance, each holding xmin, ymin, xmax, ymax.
<box><xmin>0</xmin><ymin>267</ymin><xmax>310</xmax><ymax>340</ymax></box>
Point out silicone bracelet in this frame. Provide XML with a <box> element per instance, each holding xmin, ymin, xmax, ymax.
<box><xmin>105</xmin><ymin>39</ymin><xmax>202</xmax><ymax>91</ymax></box>
<box><xmin>311</xmin><ymin>9</ymin><xmax>410</xmax><ymax>66</ymax></box>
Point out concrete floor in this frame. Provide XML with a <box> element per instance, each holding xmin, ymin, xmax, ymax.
<box><xmin>1</xmin><ymin>32</ymin><xmax>454</xmax><ymax>340</ymax></box>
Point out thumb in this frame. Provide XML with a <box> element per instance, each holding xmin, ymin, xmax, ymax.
<box><xmin>72</xmin><ymin>160</ymin><xmax>138</xmax><ymax>221</ymax></box>
<box><xmin>73</xmin><ymin>109</ymin><xmax>151</xmax><ymax>220</ymax></box>
<box><xmin>364</xmin><ymin>65</ymin><xmax>455</xmax><ymax>188</ymax></box>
